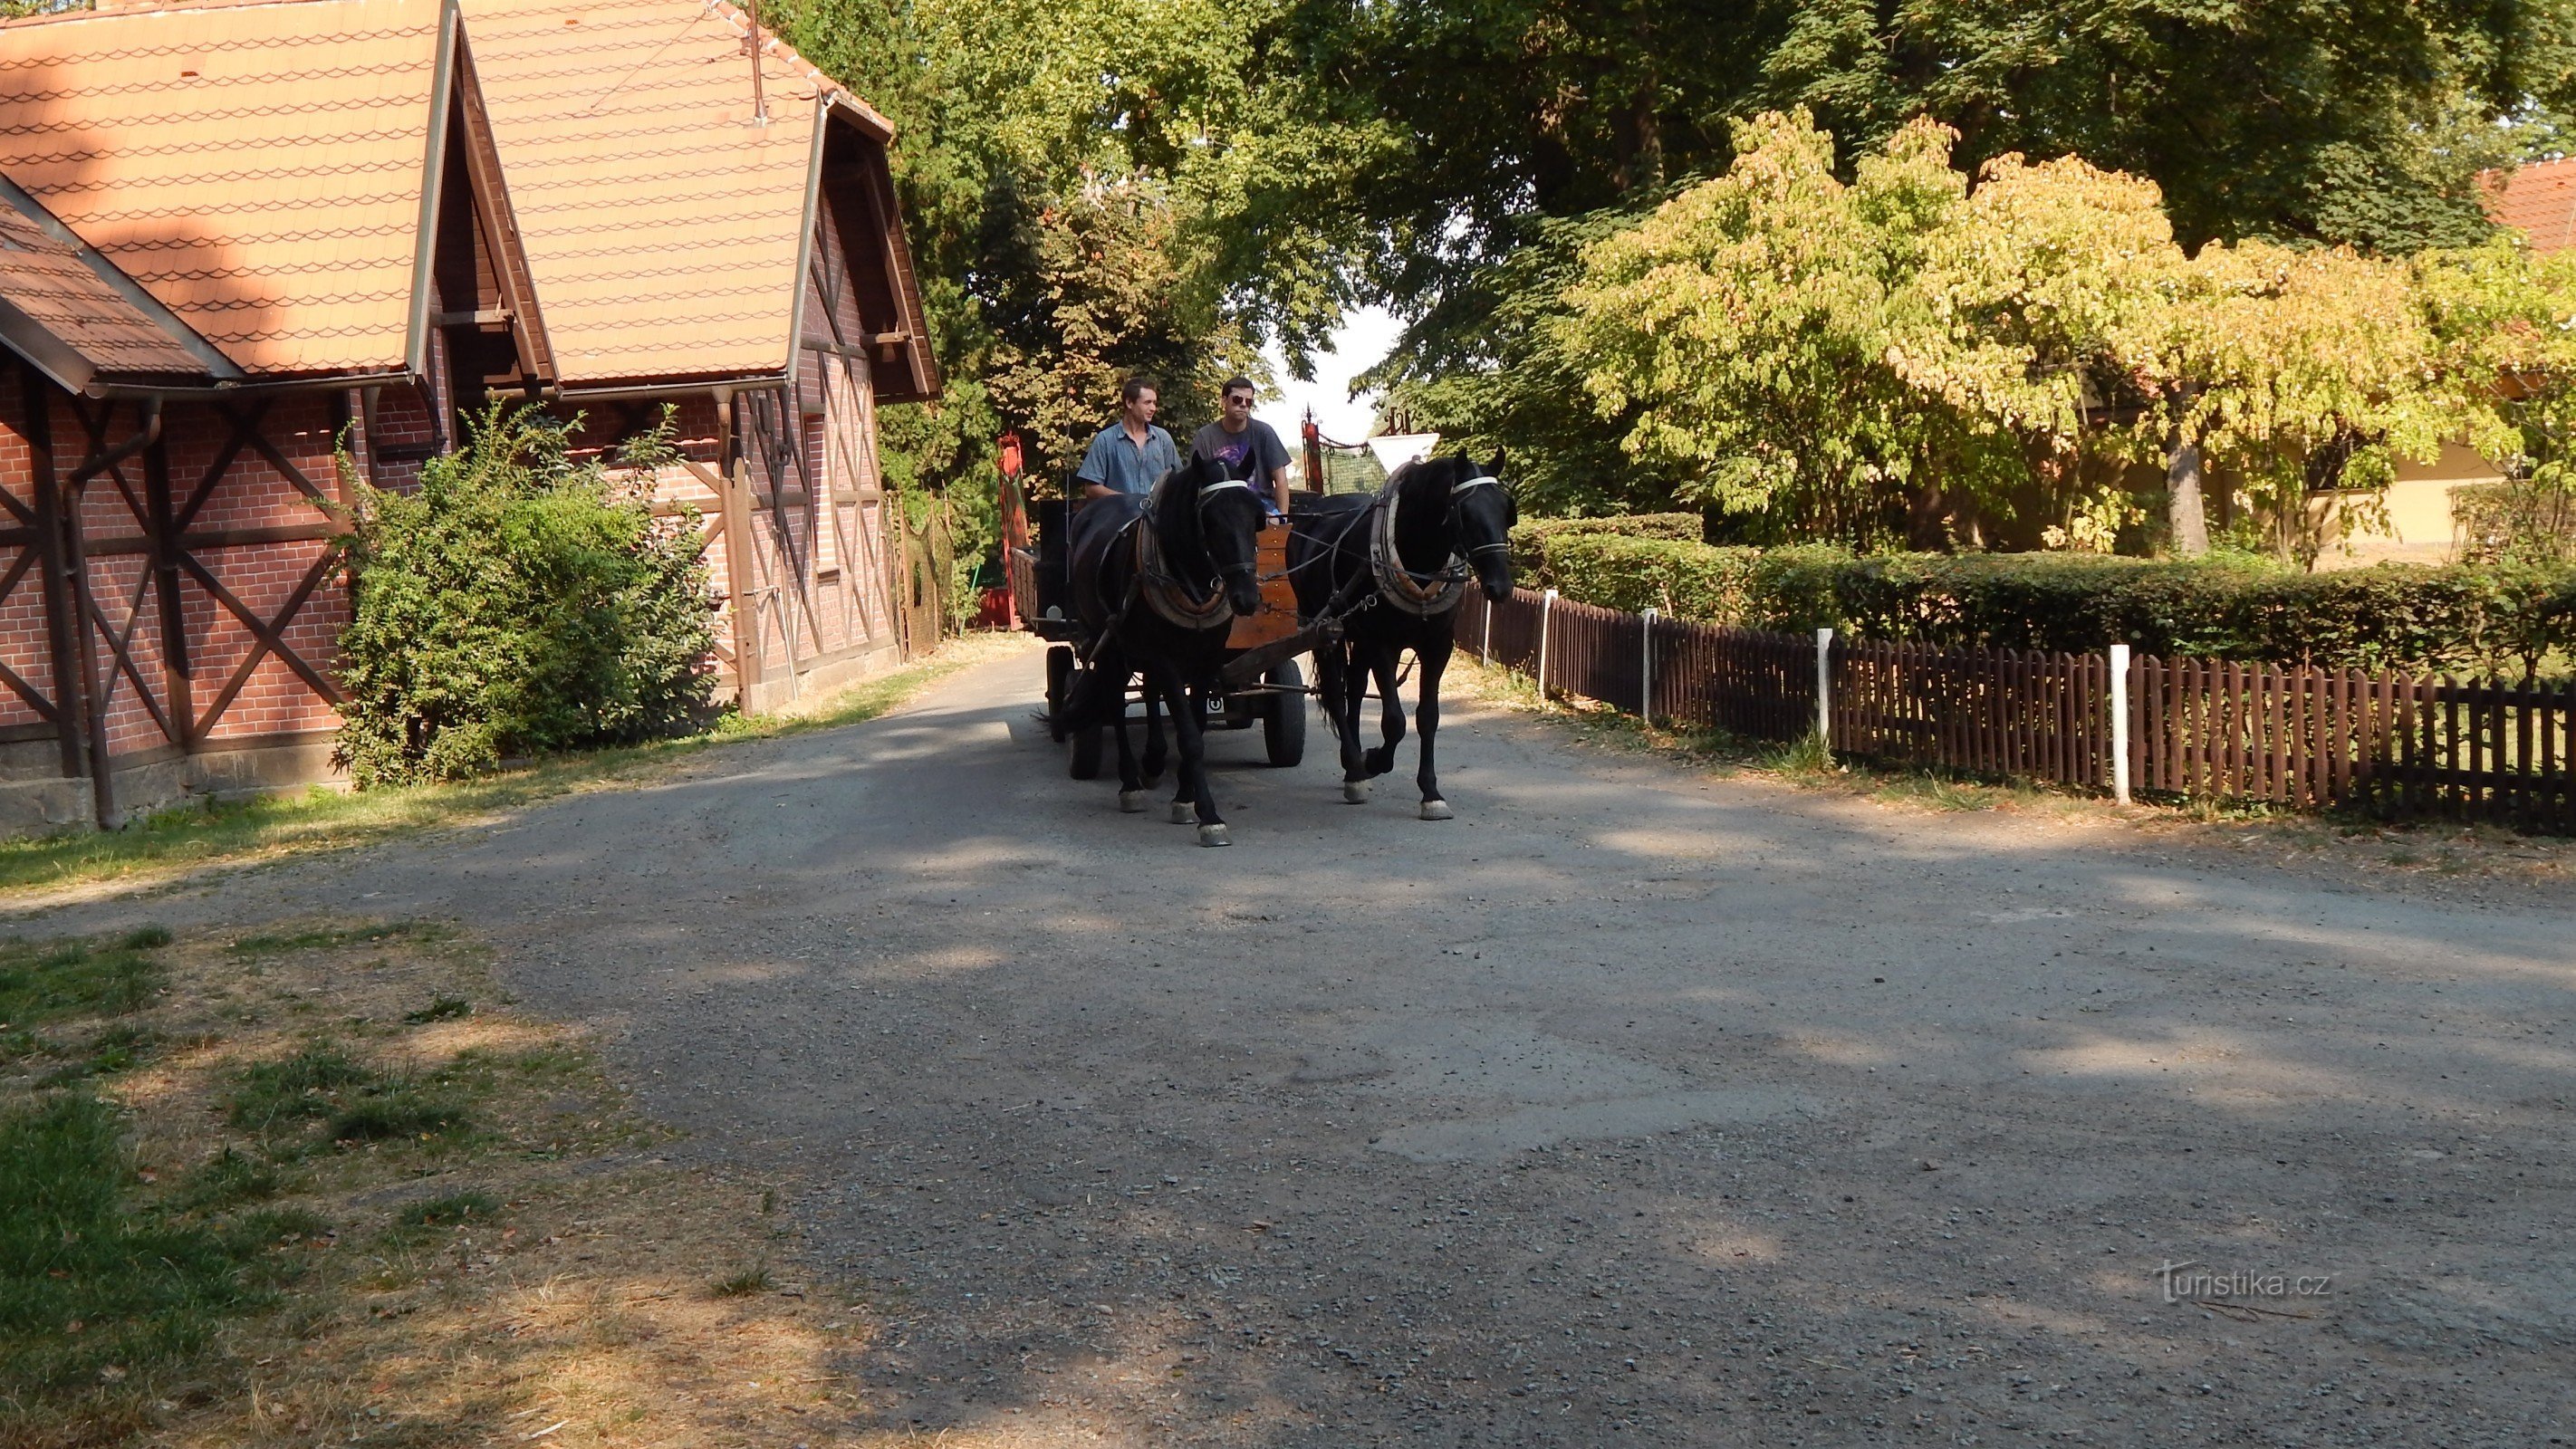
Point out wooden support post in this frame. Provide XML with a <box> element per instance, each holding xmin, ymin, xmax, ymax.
<box><xmin>19</xmin><ymin>363</ymin><xmax>87</xmax><ymax>783</ymax></box>
<box><xmin>1641</xmin><ymin>607</ymin><xmax>1657</xmax><ymax>720</ymax></box>
<box><xmin>713</xmin><ymin>389</ymin><xmax>763</xmax><ymax>708</ymax></box>
<box><xmin>2110</xmin><ymin>643</ymin><xmax>2132</xmax><ymax>804</ymax></box>
<box><xmin>1815</xmin><ymin>627</ymin><xmax>1834</xmax><ymax>757</ymax></box>
<box><xmin>143</xmin><ymin>433</ymin><xmax>195</xmax><ymax>749</ymax></box>
<box><xmin>1537</xmin><ymin>588</ymin><xmax>1557</xmax><ymax>697</ymax></box>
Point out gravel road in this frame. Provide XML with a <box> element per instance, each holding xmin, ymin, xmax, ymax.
<box><xmin>24</xmin><ymin>642</ymin><xmax>2576</xmax><ymax>1446</ymax></box>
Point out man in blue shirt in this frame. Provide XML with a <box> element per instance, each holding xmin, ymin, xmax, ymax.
<box><xmin>1075</xmin><ymin>374</ymin><xmax>1181</xmax><ymax>501</ymax></box>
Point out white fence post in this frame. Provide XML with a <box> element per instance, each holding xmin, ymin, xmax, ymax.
<box><xmin>1482</xmin><ymin>595</ymin><xmax>1494</xmax><ymax>662</ymax></box>
<box><xmin>2110</xmin><ymin>643</ymin><xmax>2132</xmax><ymax>804</ymax></box>
<box><xmin>1640</xmin><ymin>607</ymin><xmax>1658</xmax><ymax>720</ymax></box>
<box><xmin>1537</xmin><ymin>589</ymin><xmax>1558</xmax><ymax>697</ymax></box>
<box><xmin>1814</xmin><ymin>627</ymin><xmax>1834</xmax><ymax>757</ymax></box>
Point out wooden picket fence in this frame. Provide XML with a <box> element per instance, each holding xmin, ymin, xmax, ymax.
<box><xmin>1466</xmin><ymin>588</ymin><xmax>2575</xmax><ymax>831</ymax></box>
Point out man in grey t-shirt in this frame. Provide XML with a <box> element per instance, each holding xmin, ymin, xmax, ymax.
<box><xmin>1190</xmin><ymin>376</ymin><xmax>1291</xmax><ymax>514</ymax></box>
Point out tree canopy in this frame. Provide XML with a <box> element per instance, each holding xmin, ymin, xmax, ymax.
<box><xmin>1552</xmin><ymin>111</ymin><xmax>2576</xmax><ymax>559</ymax></box>
<box><xmin>775</xmin><ymin>0</ymin><xmax>2576</xmax><ymax>558</ymax></box>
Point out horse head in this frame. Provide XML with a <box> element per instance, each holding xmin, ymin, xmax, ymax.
<box><xmin>1158</xmin><ymin>452</ymin><xmax>1267</xmax><ymax>619</ymax></box>
<box><xmin>1453</xmin><ymin>450</ymin><xmax>1516</xmax><ymax>602</ymax></box>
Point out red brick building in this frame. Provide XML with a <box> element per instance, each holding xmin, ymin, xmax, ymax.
<box><xmin>0</xmin><ymin>0</ymin><xmax>937</xmax><ymax>830</ymax></box>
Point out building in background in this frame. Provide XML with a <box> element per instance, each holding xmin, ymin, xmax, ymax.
<box><xmin>0</xmin><ymin>0</ymin><xmax>936</xmax><ymax>831</ymax></box>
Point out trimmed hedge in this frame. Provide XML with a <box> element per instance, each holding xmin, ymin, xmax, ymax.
<box><xmin>1518</xmin><ymin>530</ymin><xmax>2576</xmax><ymax>679</ymax></box>
<box><xmin>1508</xmin><ymin>513</ymin><xmax>1701</xmax><ymax>587</ymax></box>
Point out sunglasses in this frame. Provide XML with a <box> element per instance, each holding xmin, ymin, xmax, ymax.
<box><xmin>1224</xmin><ymin>392</ymin><xmax>1254</xmax><ymax>405</ymax></box>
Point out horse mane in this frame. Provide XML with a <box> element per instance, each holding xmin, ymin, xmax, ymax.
<box><xmin>1392</xmin><ymin>454</ymin><xmax>1468</xmax><ymax>511</ymax></box>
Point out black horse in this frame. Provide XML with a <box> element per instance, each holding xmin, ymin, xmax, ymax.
<box><xmin>1065</xmin><ymin>453</ymin><xmax>1269</xmax><ymax>846</ymax></box>
<box><xmin>1288</xmin><ymin>454</ymin><xmax>1515</xmax><ymax>819</ymax></box>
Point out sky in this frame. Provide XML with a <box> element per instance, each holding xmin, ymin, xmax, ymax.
<box><xmin>1254</xmin><ymin>304</ymin><xmax>1405</xmax><ymax>446</ymax></box>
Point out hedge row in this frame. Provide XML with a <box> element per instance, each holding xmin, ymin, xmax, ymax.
<box><xmin>1508</xmin><ymin>513</ymin><xmax>1701</xmax><ymax>585</ymax></box>
<box><xmin>1506</xmin><ymin>524</ymin><xmax>2576</xmax><ymax>679</ymax></box>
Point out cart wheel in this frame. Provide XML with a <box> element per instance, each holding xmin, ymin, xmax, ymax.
<box><xmin>1069</xmin><ymin>724</ymin><xmax>1104</xmax><ymax>780</ymax></box>
<box><xmin>1043</xmin><ymin>646</ymin><xmax>1074</xmax><ymax>739</ymax></box>
<box><xmin>1263</xmin><ymin>658</ymin><xmax>1306</xmax><ymax>768</ymax></box>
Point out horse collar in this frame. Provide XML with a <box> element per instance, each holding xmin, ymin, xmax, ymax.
<box><xmin>1370</xmin><ymin>473</ymin><xmax>1469</xmax><ymax>619</ymax></box>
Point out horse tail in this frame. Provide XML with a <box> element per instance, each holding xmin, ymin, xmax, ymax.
<box><xmin>1312</xmin><ymin>640</ymin><xmax>1347</xmax><ymax>741</ymax></box>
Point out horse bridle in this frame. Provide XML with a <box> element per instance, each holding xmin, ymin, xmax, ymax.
<box><xmin>1195</xmin><ymin>476</ymin><xmax>1262</xmax><ymax>597</ymax></box>
<box><xmin>1133</xmin><ymin>474</ymin><xmax>1262</xmax><ymax>630</ymax></box>
<box><xmin>1450</xmin><ymin>475</ymin><xmax>1512</xmax><ymax>566</ymax></box>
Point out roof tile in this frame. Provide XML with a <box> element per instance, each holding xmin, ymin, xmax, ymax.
<box><xmin>0</xmin><ymin>0</ymin><xmax>441</xmax><ymax>376</ymax></box>
<box><xmin>461</xmin><ymin>0</ymin><xmax>831</xmax><ymax>384</ymax></box>
<box><xmin>0</xmin><ymin>188</ymin><xmax>214</xmax><ymax>381</ymax></box>
<box><xmin>2485</xmin><ymin>157</ymin><xmax>2576</xmax><ymax>255</ymax></box>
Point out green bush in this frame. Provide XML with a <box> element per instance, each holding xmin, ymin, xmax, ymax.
<box><xmin>1508</xmin><ymin>513</ymin><xmax>1701</xmax><ymax>587</ymax></box>
<box><xmin>335</xmin><ymin>403</ymin><xmax>718</xmax><ymax>787</ymax></box>
<box><xmin>1527</xmin><ymin>531</ymin><xmax>2576</xmax><ymax>679</ymax></box>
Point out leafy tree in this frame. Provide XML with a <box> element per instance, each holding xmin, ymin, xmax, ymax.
<box><xmin>1274</xmin><ymin>0</ymin><xmax>2575</xmax><ymax>437</ymax></box>
<box><xmin>979</xmin><ymin>180</ymin><xmax>1258</xmax><ymax>487</ymax></box>
<box><xmin>1559</xmin><ymin>113</ymin><xmax>2004</xmax><ymax>548</ymax></box>
<box><xmin>1554</xmin><ymin>111</ymin><xmax>2501</xmax><ymax>560</ymax></box>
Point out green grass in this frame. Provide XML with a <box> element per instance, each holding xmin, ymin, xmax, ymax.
<box><xmin>395</xmin><ymin>1191</ymin><xmax>501</xmax><ymax>1228</ymax></box>
<box><xmin>228</xmin><ymin>921</ymin><xmax>448</xmax><ymax>956</ymax></box>
<box><xmin>0</xmin><ymin>928</ymin><xmax>172</xmax><ymax>1031</ymax></box>
<box><xmin>34</xmin><ymin>1025</ymin><xmax>163</xmax><ymax>1088</ymax></box>
<box><xmin>170</xmin><ymin>1146</ymin><xmax>293</xmax><ymax>1214</ymax></box>
<box><xmin>708</xmin><ymin>1263</ymin><xmax>773</xmax><ymax>1298</ymax></box>
<box><xmin>0</xmin><ymin>638</ymin><xmax>1013</xmax><ymax>899</ymax></box>
<box><xmin>0</xmin><ymin>1093</ymin><xmax>312</xmax><ymax>1415</ymax></box>
<box><xmin>400</xmin><ymin>994</ymin><xmax>471</xmax><ymax>1025</ymax></box>
<box><xmin>225</xmin><ymin>1043</ymin><xmax>470</xmax><ymax>1148</ymax></box>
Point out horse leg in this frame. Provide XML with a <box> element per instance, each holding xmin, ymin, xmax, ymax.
<box><xmin>1363</xmin><ymin>648</ymin><xmax>1408</xmax><ymax>779</ymax></box>
<box><xmin>1109</xmin><ymin>662</ymin><xmax>1149</xmax><ymax>813</ymax></box>
<box><xmin>1141</xmin><ymin>689</ymin><xmax>1168</xmax><ymax>787</ymax></box>
<box><xmin>1166</xmin><ymin>670</ymin><xmax>1229</xmax><ymax>845</ymax></box>
<box><xmin>1414</xmin><ymin>636</ymin><xmax>1454</xmax><ymax>819</ymax></box>
<box><xmin>1335</xmin><ymin>643</ymin><xmax>1372</xmax><ymax>802</ymax></box>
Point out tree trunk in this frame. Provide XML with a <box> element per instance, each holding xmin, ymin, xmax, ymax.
<box><xmin>2166</xmin><ymin>428</ymin><xmax>2210</xmax><ymax>557</ymax></box>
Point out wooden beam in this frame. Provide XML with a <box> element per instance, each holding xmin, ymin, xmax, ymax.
<box><xmin>452</xmin><ymin>35</ymin><xmax>556</xmax><ymax>388</ymax></box>
<box><xmin>80</xmin><ymin>523</ymin><xmax>345</xmax><ymax>556</ymax></box>
<box><xmin>144</xmin><ymin>431</ymin><xmax>195</xmax><ymax>748</ymax></box>
<box><xmin>19</xmin><ymin>360</ymin><xmax>84</xmax><ymax>777</ymax></box>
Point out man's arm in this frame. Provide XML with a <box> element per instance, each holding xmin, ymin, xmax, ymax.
<box><xmin>1074</xmin><ymin>432</ymin><xmax>1118</xmax><ymax>500</ymax></box>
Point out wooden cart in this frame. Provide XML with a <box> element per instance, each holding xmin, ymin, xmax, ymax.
<box><xmin>1009</xmin><ymin>500</ymin><xmax>1322</xmax><ymax>779</ymax></box>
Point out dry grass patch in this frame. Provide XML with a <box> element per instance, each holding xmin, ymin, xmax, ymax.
<box><xmin>0</xmin><ymin>918</ymin><xmax>880</xmax><ymax>1448</ymax></box>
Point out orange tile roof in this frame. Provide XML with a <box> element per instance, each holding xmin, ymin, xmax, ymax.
<box><xmin>0</xmin><ymin>0</ymin><xmax>443</xmax><ymax>377</ymax></box>
<box><xmin>2485</xmin><ymin>157</ymin><xmax>2576</xmax><ymax>254</ymax></box>
<box><xmin>462</xmin><ymin>0</ymin><xmax>864</xmax><ymax>386</ymax></box>
<box><xmin>0</xmin><ymin>175</ymin><xmax>226</xmax><ymax>385</ymax></box>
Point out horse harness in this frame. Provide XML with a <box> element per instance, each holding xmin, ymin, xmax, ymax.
<box><xmin>1122</xmin><ymin>474</ymin><xmax>1262</xmax><ymax>636</ymax></box>
<box><xmin>1357</xmin><ymin>472</ymin><xmax>1504</xmax><ymax>619</ymax></box>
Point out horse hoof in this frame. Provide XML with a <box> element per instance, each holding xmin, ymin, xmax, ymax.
<box><xmin>1419</xmin><ymin>799</ymin><xmax>1454</xmax><ymax>820</ymax></box>
<box><xmin>1197</xmin><ymin>823</ymin><xmax>1232</xmax><ymax>848</ymax></box>
<box><xmin>1119</xmin><ymin>790</ymin><xmax>1147</xmax><ymax>813</ymax></box>
<box><xmin>1342</xmin><ymin>781</ymin><xmax>1370</xmax><ymax>804</ymax></box>
<box><xmin>1168</xmin><ymin>801</ymin><xmax>1196</xmax><ymax>824</ymax></box>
